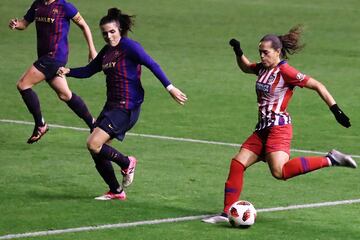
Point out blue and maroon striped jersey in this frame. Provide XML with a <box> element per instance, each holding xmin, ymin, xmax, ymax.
<box><xmin>24</xmin><ymin>0</ymin><xmax>78</xmax><ymax>63</ymax></box>
<box><xmin>68</xmin><ymin>37</ymin><xmax>172</xmax><ymax>109</ymax></box>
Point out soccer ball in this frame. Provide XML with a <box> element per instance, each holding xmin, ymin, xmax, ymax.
<box><xmin>228</xmin><ymin>200</ymin><xmax>257</xmax><ymax>228</ymax></box>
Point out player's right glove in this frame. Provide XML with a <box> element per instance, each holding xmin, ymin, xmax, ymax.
<box><xmin>229</xmin><ymin>38</ymin><xmax>243</xmax><ymax>57</ymax></box>
<box><xmin>330</xmin><ymin>104</ymin><xmax>351</xmax><ymax>128</ymax></box>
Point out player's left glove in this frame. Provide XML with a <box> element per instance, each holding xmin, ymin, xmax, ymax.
<box><xmin>330</xmin><ymin>104</ymin><xmax>351</xmax><ymax>128</ymax></box>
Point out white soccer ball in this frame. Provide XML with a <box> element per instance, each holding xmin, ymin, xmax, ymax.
<box><xmin>228</xmin><ymin>200</ymin><xmax>257</xmax><ymax>227</ymax></box>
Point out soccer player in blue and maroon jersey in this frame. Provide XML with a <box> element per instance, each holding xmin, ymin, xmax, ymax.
<box><xmin>203</xmin><ymin>25</ymin><xmax>357</xmax><ymax>224</ymax></box>
<box><xmin>9</xmin><ymin>0</ymin><xmax>97</xmax><ymax>143</ymax></box>
<box><xmin>58</xmin><ymin>8</ymin><xmax>187</xmax><ymax>200</ymax></box>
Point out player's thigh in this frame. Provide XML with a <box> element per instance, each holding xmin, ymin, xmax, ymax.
<box><xmin>48</xmin><ymin>76</ymin><xmax>72</xmax><ymax>101</ymax></box>
<box><xmin>266</xmin><ymin>151</ymin><xmax>290</xmax><ymax>179</ymax></box>
<box><xmin>87</xmin><ymin>127</ymin><xmax>112</xmax><ymax>153</ymax></box>
<box><xmin>233</xmin><ymin>148</ymin><xmax>260</xmax><ymax>168</ymax></box>
<box><xmin>17</xmin><ymin>65</ymin><xmax>46</xmax><ymax>90</ymax></box>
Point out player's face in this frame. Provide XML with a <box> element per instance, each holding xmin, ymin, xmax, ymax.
<box><xmin>258</xmin><ymin>41</ymin><xmax>281</xmax><ymax>68</ymax></box>
<box><xmin>100</xmin><ymin>22</ymin><xmax>121</xmax><ymax>47</ymax></box>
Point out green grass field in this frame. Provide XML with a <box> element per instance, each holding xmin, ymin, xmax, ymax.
<box><xmin>0</xmin><ymin>0</ymin><xmax>359</xmax><ymax>239</ymax></box>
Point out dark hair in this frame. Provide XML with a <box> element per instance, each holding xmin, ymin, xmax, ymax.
<box><xmin>99</xmin><ymin>8</ymin><xmax>135</xmax><ymax>36</ymax></box>
<box><xmin>260</xmin><ymin>25</ymin><xmax>305</xmax><ymax>59</ymax></box>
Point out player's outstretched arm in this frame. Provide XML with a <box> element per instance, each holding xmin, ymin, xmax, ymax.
<box><xmin>9</xmin><ymin>18</ymin><xmax>30</xmax><ymax>30</ymax></box>
<box><xmin>229</xmin><ymin>39</ymin><xmax>255</xmax><ymax>74</ymax></box>
<box><xmin>305</xmin><ymin>77</ymin><xmax>351</xmax><ymax>128</ymax></box>
<box><xmin>72</xmin><ymin>13</ymin><xmax>97</xmax><ymax>61</ymax></box>
<box><xmin>166</xmin><ymin>85</ymin><xmax>187</xmax><ymax>105</ymax></box>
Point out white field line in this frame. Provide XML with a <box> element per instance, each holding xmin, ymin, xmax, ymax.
<box><xmin>1</xmin><ymin>119</ymin><xmax>359</xmax><ymax>158</ymax></box>
<box><xmin>0</xmin><ymin>198</ymin><xmax>360</xmax><ymax>240</ymax></box>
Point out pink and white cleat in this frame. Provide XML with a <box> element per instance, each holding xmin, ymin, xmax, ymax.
<box><xmin>94</xmin><ymin>190</ymin><xmax>126</xmax><ymax>201</ymax></box>
<box><xmin>121</xmin><ymin>156</ymin><xmax>137</xmax><ymax>188</ymax></box>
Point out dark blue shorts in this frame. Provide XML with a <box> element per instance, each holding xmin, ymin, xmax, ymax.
<box><xmin>95</xmin><ymin>106</ymin><xmax>141</xmax><ymax>141</ymax></box>
<box><xmin>33</xmin><ymin>56</ymin><xmax>66</xmax><ymax>81</ymax></box>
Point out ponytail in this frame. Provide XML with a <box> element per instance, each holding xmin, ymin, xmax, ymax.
<box><xmin>100</xmin><ymin>8</ymin><xmax>135</xmax><ymax>36</ymax></box>
<box><xmin>260</xmin><ymin>25</ymin><xmax>305</xmax><ymax>59</ymax></box>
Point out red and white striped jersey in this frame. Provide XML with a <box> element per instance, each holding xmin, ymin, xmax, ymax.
<box><xmin>250</xmin><ymin>60</ymin><xmax>310</xmax><ymax>130</ymax></box>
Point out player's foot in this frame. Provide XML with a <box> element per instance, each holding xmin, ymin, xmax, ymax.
<box><xmin>27</xmin><ymin>123</ymin><xmax>49</xmax><ymax>144</ymax></box>
<box><xmin>327</xmin><ymin>149</ymin><xmax>357</xmax><ymax>168</ymax></box>
<box><xmin>94</xmin><ymin>190</ymin><xmax>126</xmax><ymax>201</ymax></box>
<box><xmin>121</xmin><ymin>156</ymin><xmax>137</xmax><ymax>188</ymax></box>
<box><xmin>202</xmin><ymin>213</ymin><xmax>229</xmax><ymax>224</ymax></box>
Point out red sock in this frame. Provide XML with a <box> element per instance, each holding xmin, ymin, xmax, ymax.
<box><xmin>282</xmin><ymin>156</ymin><xmax>330</xmax><ymax>180</ymax></box>
<box><xmin>223</xmin><ymin>159</ymin><xmax>245</xmax><ymax>214</ymax></box>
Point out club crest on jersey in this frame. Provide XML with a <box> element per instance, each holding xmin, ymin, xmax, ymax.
<box><xmin>267</xmin><ymin>74</ymin><xmax>276</xmax><ymax>84</ymax></box>
<box><xmin>296</xmin><ymin>72</ymin><xmax>306</xmax><ymax>81</ymax></box>
<box><xmin>256</xmin><ymin>82</ymin><xmax>270</xmax><ymax>93</ymax></box>
<box><xmin>52</xmin><ymin>8</ymin><xmax>59</xmax><ymax>14</ymax></box>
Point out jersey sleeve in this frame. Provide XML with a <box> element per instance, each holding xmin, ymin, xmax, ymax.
<box><xmin>249</xmin><ymin>63</ymin><xmax>263</xmax><ymax>76</ymax></box>
<box><xmin>127</xmin><ymin>40</ymin><xmax>172</xmax><ymax>88</ymax></box>
<box><xmin>279</xmin><ymin>64</ymin><xmax>310</xmax><ymax>88</ymax></box>
<box><xmin>64</xmin><ymin>2</ymin><xmax>78</xmax><ymax>19</ymax></box>
<box><xmin>23</xmin><ymin>1</ymin><xmax>38</xmax><ymax>23</ymax></box>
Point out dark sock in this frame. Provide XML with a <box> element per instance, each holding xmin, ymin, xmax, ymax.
<box><xmin>91</xmin><ymin>153</ymin><xmax>121</xmax><ymax>193</ymax></box>
<box><xmin>99</xmin><ymin>144</ymin><xmax>130</xmax><ymax>169</ymax></box>
<box><xmin>66</xmin><ymin>92</ymin><xmax>93</xmax><ymax>129</ymax></box>
<box><xmin>19</xmin><ymin>88</ymin><xmax>44</xmax><ymax>126</ymax></box>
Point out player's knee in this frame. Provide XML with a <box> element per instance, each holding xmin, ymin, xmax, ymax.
<box><xmin>87</xmin><ymin>140</ymin><xmax>101</xmax><ymax>154</ymax></box>
<box><xmin>16</xmin><ymin>79</ymin><xmax>27</xmax><ymax>91</ymax></box>
<box><xmin>271</xmin><ymin>169</ymin><xmax>284</xmax><ymax>180</ymax></box>
<box><xmin>57</xmin><ymin>92</ymin><xmax>72</xmax><ymax>101</ymax></box>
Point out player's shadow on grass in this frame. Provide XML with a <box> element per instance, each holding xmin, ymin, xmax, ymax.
<box><xmin>27</xmin><ymin>190</ymin><xmax>93</xmax><ymax>200</ymax></box>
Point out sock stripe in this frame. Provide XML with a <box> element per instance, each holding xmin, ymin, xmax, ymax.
<box><xmin>300</xmin><ymin>157</ymin><xmax>310</xmax><ymax>173</ymax></box>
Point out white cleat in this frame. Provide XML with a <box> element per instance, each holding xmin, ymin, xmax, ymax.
<box><xmin>327</xmin><ymin>149</ymin><xmax>357</xmax><ymax>168</ymax></box>
<box><xmin>202</xmin><ymin>214</ymin><xmax>229</xmax><ymax>224</ymax></box>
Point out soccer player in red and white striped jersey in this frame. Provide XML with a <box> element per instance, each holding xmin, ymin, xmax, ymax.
<box><xmin>203</xmin><ymin>25</ymin><xmax>356</xmax><ymax>224</ymax></box>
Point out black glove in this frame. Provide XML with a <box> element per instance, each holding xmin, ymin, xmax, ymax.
<box><xmin>330</xmin><ymin>104</ymin><xmax>351</xmax><ymax>128</ymax></box>
<box><xmin>229</xmin><ymin>38</ymin><xmax>243</xmax><ymax>57</ymax></box>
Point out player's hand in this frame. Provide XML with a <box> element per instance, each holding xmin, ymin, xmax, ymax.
<box><xmin>229</xmin><ymin>38</ymin><xmax>243</xmax><ymax>57</ymax></box>
<box><xmin>169</xmin><ymin>86</ymin><xmax>187</xmax><ymax>105</ymax></box>
<box><xmin>88</xmin><ymin>50</ymin><xmax>97</xmax><ymax>62</ymax></box>
<box><xmin>56</xmin><ymin>67</ymin><xmax>70</xmax><ymax>77</ymax></box>
<box><xmin>9</xmin><ymin>18</ymin><xmax>18</xmax><ymax>30</ymax></box>
<box><xmin>330</xmin><ymin>104</ymin><xmax>351</xmax><ymax>128</ymax></box>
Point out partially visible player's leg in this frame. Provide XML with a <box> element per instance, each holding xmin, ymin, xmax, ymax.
<box><xmin>266</xmin><ymin>125</ymin><xmax>356</xmax><ymax>180</ymax></box>
<box><xmin>202</xmin><ymin>148</ymin><xmax>260</xmax><ymax>224</ymax></box>
<box><xmin>16</xmin><ymin>65</ymin><xmax>48</xmax><ymax>143</ymax></box>
<box><xmin>48</xmin><ymin>76</ymin><xmax>94</xmax><ymax>129</ymax></box>
<box><xmin>87</xmin><ymin>128</ymin><xmax>126</xmax><ymax>200</ymax></box>
<box><xmin>268</xmin><ymin>150</ymin><xmax>356</xmax><ymax>181</ymax></box>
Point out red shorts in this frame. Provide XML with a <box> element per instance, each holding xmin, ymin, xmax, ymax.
<box><xmin>241</xmin><ymin>124</ymin><xmax>293</xmax><ymax>156</ymax></box>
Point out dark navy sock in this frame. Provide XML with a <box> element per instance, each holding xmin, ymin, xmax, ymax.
<box><xmin>19</xmin><ymin>88</ymin><xmax>44</xmax><ymax>126</ymax></box>
<box><xmin>66</xmin><ymin>92</ymin><xmax>93</xmax><ymax>129</ymax></box>
<box><xmin>99</xmin><ymin>144</ymin><xmax>130</xmax><ymax>169</ymax></box>
<box><xmin>91</xmin><ymin>153</ymin><xmax>121</xmax><ymax>193</ymax></box>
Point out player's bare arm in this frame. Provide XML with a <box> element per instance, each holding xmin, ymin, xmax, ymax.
<box><xmin>305</xmin><ymin>77</ymin><xmax>350</xmax><ymax>128</ymax></box>
<box><xmin>72</xmin><ymin>12</ymin><xmax>97</xmax><ymax>61</ymax></box>
<box><xmin>9</xmin><ymin>18</ymin><xmax>30</xmax><ymax>30</ymax></box>
<box><xmin>229</xmin><ymin>39</ymin><xmax>256</xmax><ymax>74</ymax></box>
<box><xmin>305</xmin><ymin>78</ymin><xmax>336</xmax><ymax>107</ymax></box>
